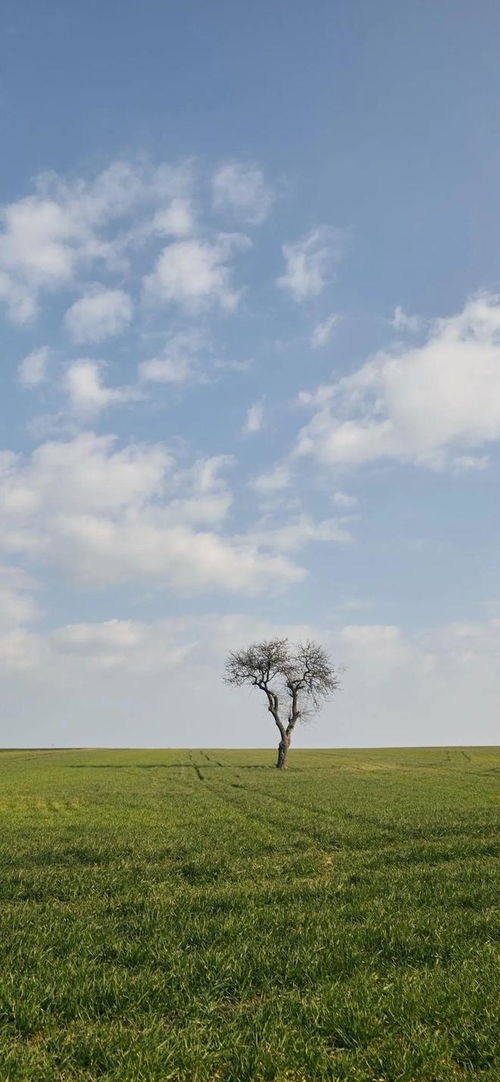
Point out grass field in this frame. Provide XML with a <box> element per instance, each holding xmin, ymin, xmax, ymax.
<box><xmin>0</xmin><ymin>746</ymin><xmax>498</xmax><ymax>1081</ymax></box>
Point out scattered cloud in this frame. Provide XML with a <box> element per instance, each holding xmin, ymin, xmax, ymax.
<box><xmin>335</xmin><ymin>617</ymin><xmax>500</xmax><ymax>745</ymax></box>
<box><xmin>340</xmin><ymin>623</ymin><xmax>420</xmax><ymax>673</ymax></box>
<box><xmin>391</xmin><ymin>306</ymin><xmax>424</xmax><ymax>334</ymax></box>
<box><xmin>168</xmin><ymin>455</ymin><xmax>234</xmax><ymax>526</ymax></box>
<box><xmin>0</xmin><ymin>627</ymin><xmax>44</xmax><ymax>671</ymax></box>
<box><xmin>63</xmin><ymin>361</ymin><xmax>140</xmax><ymax>415</ymax></box>
<box><xmin>297</xmin><ymin>293</ymin><xmax>500</xmax><ymax>469</ymax></box>
<box><xmin>278</xmin><ymin>227</ymin><xmax>341</xmax><ymax>302</ymax></box>
<box><xmin>332</xmin><ymin>491</ymin><xmax>358</xmax><ymax>508</ymax></box>
<box><xmin>0</xmin><ymin>160</ymin><xmax>192</xmax><ymax>323</ymax></box>
<box><xmin>250</xmin><ymin>464</ymin><xmax>292</xmax><ymax>494</ymax></box>
<box><xmin>248</xmin><ymin>513</ymin><xmax>352</xmax><ymax>553</ymax></box>
<box><xmin>49</xmin><ymin>618</ymin><xmax>193</xmax><ymax>671</ymax></box>
<box><xmin>143</xmin><ymin>234</ymin><xmax>249</xmax><ymax>313</ymax></box>
<box><xmin>213</xmin><ymin>356</ymin><xmax>253</xmax><ymax>373</ymax></box>
<box><xmin>64</xmin><ymin>288</ymin><xmax>132</xmax><ymax>343</ymax></box>
<box><xmin>152</xmin><ymin>197</ymin><xmax>195</xmax><ymax>237</ymax></box>
<box><xmin>0</xmin><ymin>433</ymin><xmax>304</xmax><ymax>593</ymax></box>
<box><xmin>311</xmin><ymin>312</ymin><xmax>341</xmax><ymax>348</ymax></box>
<box><xmin>0</xmin><ymin>191</ymin><xmax>91</xmax><ymax>323</ymax></box>
<box><xmin>18</xmin><ymin>346</ymin><xmax>50</xmax><ymax>387</ymax></box>
<box><xmin>450</xmin><ymin>455</ymin><xmax>489</xmax><ymax>473</ymax></box>
<box><xmin>139</xmin><ymin>330</ymin><xmax>205</xmax><ymax>385</ymax></box>
<box><xmin>212</xmin><ymin>161</ymin><xmax>274</xmax><ymax>225</ymax></box>
<box><xmin>242</xmin><ymin>399</ymin><xmax>264</xmax><ymax>434</ymax></box>
<box><xmin>336</xmin><ymin>596</ymin><xmax>371</xmax><ymax>612</ymax></box>
<box><xmin>63</xmin><ymin>361</ymin><xmax>139</xmax><ymax>417</ymax></box>
<box><xmin>0</xmin><ymin>273</ymin><xmax>38</xmax><ymax>323</ymax></box>
<box><xmin>0</xmin><ymin>564</ymin><xmax>40</xmax><ymax>631</ymax></box>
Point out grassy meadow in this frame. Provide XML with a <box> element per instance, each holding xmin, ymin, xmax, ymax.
<box><xmin>0</xmin><ymin>745</ymin><xmax>498</xmax><ymax>1081</ymax></box>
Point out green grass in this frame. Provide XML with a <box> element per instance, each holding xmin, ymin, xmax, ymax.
<box><xmin>0</xmin><ymin>746</ymin><xmax>498</xmax><ymax>1081</ymax></box>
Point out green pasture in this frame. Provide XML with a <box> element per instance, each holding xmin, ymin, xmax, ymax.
<box><xmin>0</xmin><ymin>746</ymin><xmax>498</xmax><ymax>1081</ymax></box>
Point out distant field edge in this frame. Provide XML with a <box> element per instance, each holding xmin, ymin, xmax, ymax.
<box><xmin>0</xmin><ymin>744</ymin><xmax>498</xmax><ymax>752</ymax></box>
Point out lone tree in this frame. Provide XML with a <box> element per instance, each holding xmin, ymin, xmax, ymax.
<box><xmin>224</xmin><ymin>638</ymin><xmax>340</xmax><ymax>769</ymax></box>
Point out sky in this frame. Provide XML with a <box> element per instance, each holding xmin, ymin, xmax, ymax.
<box><xmin>1</xmin><ymin>0</ymin><xmax>499</xmax><ymax>748</ymax></box>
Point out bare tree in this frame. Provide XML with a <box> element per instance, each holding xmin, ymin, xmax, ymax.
<box><xmin>224</xmin><ymin>637</ymin><xmax>340</xmax><ymax>768</ymax></box>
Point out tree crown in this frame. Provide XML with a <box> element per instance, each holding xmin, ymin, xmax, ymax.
<box><xmin>224</xmin><ymin>636</ymin><xmax>340</xmax><ymax>719</ymax></box>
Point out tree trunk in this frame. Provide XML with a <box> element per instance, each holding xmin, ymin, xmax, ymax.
<box><xmin>276</xmin><ymin>736</ymin><xmax>290</xmax><ymax>769</ymax></box>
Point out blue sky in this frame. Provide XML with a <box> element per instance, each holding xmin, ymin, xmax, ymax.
<box><xmin>1</xmin><ymin>1</ymin><xmax>499</xmax><ymax>747</ymax></box>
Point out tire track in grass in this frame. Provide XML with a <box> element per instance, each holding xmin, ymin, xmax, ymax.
<box><xmin>206</xmin><ymin>754</ymin><xmax>342</xmax><ymax>829</ymax></box>
<box><xmin>204</xmin><ymin>752</ymin><xmax>225</xmax><ymax>767</ymax></box>
<box><xmin>190</xmin><ymin>769</ymin><xmax>295</xmax><ymax>849</ymax></box>
<box><xmin>228</xmin><ymin>780</ymin><xmax>500</xmax><ymax>867</ymax></box>
<box><xmin>188</xmin><ymin>751</ymin><xmax>205</xmax><ymax>781</ymax></box>
<box><xmin>202</xmin><ymin>752</ymin><xmax>346</xmax><ymax>823</ymax></box>
<box><xmin>195</xmin><ymin>754</ymin><xmax>488</xmax><ymax>862</ymax></box>
<box><xmin>240</xmin><ymin>784</ymin><xmax>499</xmax><ymax>858</ymax></box>
<box><xmin>195</xmin><ymin>750</ymin><xmax>226</xmax><ymax>768</ymax></box>
<box><xmin>201</xmin><ymin>750</ymin><xmax>346</xmax><ymax>851</ymax></box>
<box><xmin>199</xmin><ymin>753</ymin><xmax>491</xmax><ymax>855</ymax></box>
<box><xmin>202</xmin><ymin>766</ymin><xmax>480</xmax><ymax>864</ymax></box>
<box><xmin>200</xmin><ymin>770</ymin><xmax>339</xmax><ymax>860</ymax></box>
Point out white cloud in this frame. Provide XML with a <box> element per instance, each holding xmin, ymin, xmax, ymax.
<box><xmin>0</xmin><ymin>192</ymin><xmax>87</xmax><ymax>322</ymax></box>
<box><xmin>0</xmin><ymin>584</ymin><xmax>36</xmax><ymax>629</ymax></box>
<box><xmin>336</xmin><ymin>596</ymin><xmax>371</xmax><ymax>613</ymax></box>
<box><xmin>430</xmin><ymin>618</ymin><xmax>500</xmax><ymax>664</ymax></box>
<box><xmin>0</xmin><ymin>628</ymin><xmax>45</xmax><ymax>671</ymax></box>
<box><xmin>213</xmin><ymin>356</ymin><xmax>253</xmax><ymax>373</ymax></box>
<box><xmin>333</xmin><ymin>617</ymin><xmax>500</xmax><ymax>745</ymax></box>
<box><xmin>297</xmin><ymin>293</ymin><xmax>500</xmax><ymax>469</ymax></box>
<box><xmin>0</xmin><ymin>616</ymin><xmax>195</xmax><ymax>678</ymax></box>
<box><xmin>332</xmin><ymin>490</ymin><xmax>358</xmax><ymax>508</ymax></box>
<box><xmin>152</xmin><ymin>197</ymin><xmax>195</xmax><ymax>237</ymax></box>
<box><xmin>311</xmin><ymin>312</ymin><xmax>341</xmax><ymax>348</ymax></box>
<box><xmin>52</xmin><ymin>618</ymin><xmax>143</xmax><ymax>653</ymax></box>
<box><xmin>391</xmin><ymin>306</ymin><xmax>423</xmax><ymax>334</ymax></box>
<box><xmin>212</xmin><ymin>162</ymin><xmax>274</xmax><ymax>225</ymax></box>
<box><xmin>0</xmin><ymin>564</ymin><xmax>42</xmax><ymax>671</ymax></box>
<box><xmin>144</xmin><ymin>234</ymin><xmax>249</xmax><ymax>312</ymax></box>
<box><xmin>0</xmin><ymin>183</ymin><xmax>106</xmax><ymax>323</ymax></box>
<box><xmin>248</xmin><ymin>513</ymin><xmax>352</xmax><ymax>553</ymax></box>
<box><xmin>18</xmin><ymin>346</ymin><xmax>50</xmax><ymax>387</ymax></box>
<box><xmin>0</xmin><ymin>273</ymin><xmax>38</xmax><ymax>323</ymax></box>
<box><xmin>64</xmin><ymin>361</ymin><xmax>139</xmax><ymax>417</ymax></box>
<box><xmin>278</xmin><ymin>227</ymin><xmax>340</xmax><ymax>302</ymax></box>
<box><xmin>49</xmin><ymin>618</ymin><xmax>192</xmax><ymax>671</ymax></box>
<box><xmin>0</xmin><ymin>565</ymin><xmax>39</xmax><ymax>631</ymax></box>
<box><xmin>340</xmin><ymin>623</ymin><xmax>420</xmax><ymax>676</ymax></box>
<box><xmin>139</xmin><ymin>330</ymin><xmax>205</xmax><ymax>385</ymax></box>
<box><xmin>250</xmin><ymin>464</ymin><xmax>292</xmax><ymax>494</ymax></box>
<box><xmin>168</xmin><ymin>455</ymin><xmax>234</xmax><ymax>526</ymax></box>
<box><xmin>0</xmin><ymin>433</ymin><xmax>304</xmax><ymax>593</ymax></box>
<box><xmin>450</xmin><ymin>455</ymin><xmax>489</xmax><ymax>473</ymax></box>
<box><xmin>64</xmin><ymin>288</ymin><xmax>132</xmax><ymax>343</ymax></box>
<box><xmin>0</xmin><ymin>157</ymin><xmax>266</xmax><ymax>325</ymax></box>
<box><xmin>0</xmin><ymin>160</ymin><xmax>192</xmax><ymax>322</ymax></box>
<box><xmin>0</xmin><ymin>432</ymin><xmax>169</xmax><ymax>520</ymax></box>
<box><xmin>243</xmin><ymin>399</ymin><xmax>264</xmax><ymax>434</ymax></box>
